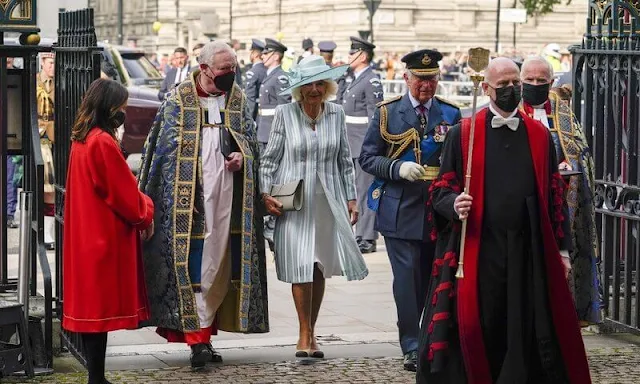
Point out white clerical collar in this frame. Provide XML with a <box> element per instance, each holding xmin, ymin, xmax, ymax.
<box><xmin>267</xmin><ymin>65</ymin><xmax>280</xmax><ymax>76</ymax></box>
<box><xmin>354</xmin><ymin>66</ymin><xmax>369</xmax><ymax>79</ymax></box>
<box><xmin>489</xmin><ymin>103</ymin><xmax>518</xmax><ymax>119</ymax></box>
<box><xmin>530</xmin><ymin>101</ymin><xmax>550</xmax><ymax>128</ymax></box>
<box><xmin>408</xmin><ymin>93</ymin><xmax>432</xmax><ymax>111</ymax></box>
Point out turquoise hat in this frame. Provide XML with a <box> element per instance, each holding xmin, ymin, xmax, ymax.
<box><xmin>278</xmin><ymin>55</ymin><xmax>349</xmax><ymax>96</ymax></box>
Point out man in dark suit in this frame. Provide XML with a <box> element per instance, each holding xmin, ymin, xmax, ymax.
<box><xmin>159</xmin><ymin>47</ymin><xmax>191</xmax><ymax>99</ymax></box>
<box><xmin>244</xmin><ymin>39</ymin><xmax>267</xmax><ymax>121</ymax></box>
<box><xmin>359</xmin><ymin>49</ymin><xmax>462</xmax><ymax>372</ymax></box>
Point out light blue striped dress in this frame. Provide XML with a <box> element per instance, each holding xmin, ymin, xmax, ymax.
<box><xmin>259</xmin><ymin>102</ymin><xmax>369</xmax><ymax>284</ymax></box>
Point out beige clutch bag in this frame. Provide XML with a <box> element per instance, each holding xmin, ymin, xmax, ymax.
<box><xmin>270</xmin><ymin>180</ymin><xmax>304</xmax><ymax>211</ymax></box>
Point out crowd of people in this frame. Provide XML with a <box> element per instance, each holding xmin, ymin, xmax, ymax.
<box><xmin>144</xmin><ymin>39</ymin><xmax>572</xmax><ymax>98</ymax></box>
<box><xmin>3</xmin><ymin>32</ymin><xmax>599</xmax><ymax>384</ymax></box>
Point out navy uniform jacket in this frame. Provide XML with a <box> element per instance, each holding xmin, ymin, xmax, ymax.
<box><xmin>335</xmin><ymin>70</ymin><xmax>353</xmax><ymax>104</ymax></box>
<box><xmin>244</xmin><ymin>62</ymin><xmax>267</xmax><ymax>121</ymax></box>
<box><xmin>257</xmin><ymin>66</ymin><xmax>291</xmax><ymax>144</ymax></box>
<box><xmin>341</xmin><ymin>67</ymin><xmax>384</xmax><ymax>158</ymax></box>
<box><xmin>359</xmin><ymin>94</ymin><xmax>462</xmax><ymax>241</ymax></box>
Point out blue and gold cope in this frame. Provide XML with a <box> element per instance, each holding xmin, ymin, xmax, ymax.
<box><xmin>363</xmin><ymin>94</ymin><xmax>462</xmax><ymax>213</ymax></box>
<box><xmin>138</xmin><ymin>70</ymin><xmax>269</xmax><ymax>335</ymax></box>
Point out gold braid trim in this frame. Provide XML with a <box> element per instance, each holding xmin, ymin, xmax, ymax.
<box><xmin>378</xmin><ymin>105</ymin><xmax>421</xmax><ymax>163</ymax></box>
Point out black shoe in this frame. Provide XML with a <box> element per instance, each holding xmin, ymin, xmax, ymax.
<box><xmin>190</xmin><ymin>343</ymin><xmax>213</xmax><ymax>370</ymax></box>
<box><xmin>403</xmin><ymin>350</ymin><xmax>418</xmax><ymax>372</ymax></box>
<box><xmin>7</xmin><ymin>217</ymin><xmax>18</xmax><ymax>229</ymax></box>
<box><xmin>206</xmin><ymin>343</ymin><xmax>223</xmax><ymax>363</ymax></box>
<box><xmin>359</xmin><ymin>240</ymin><xmax>376</xmax><ymax>254</ymax></box>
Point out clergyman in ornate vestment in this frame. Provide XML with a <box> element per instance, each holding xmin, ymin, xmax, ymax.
<box><xmin>138</xmin><ymin>42</ymin><xmax>269</xmax><ymax>369</ymax></box>
<box><xmin>521</xmin><ymin>56</ymin><xmax>602</xmax><ymax>326</ymax></box>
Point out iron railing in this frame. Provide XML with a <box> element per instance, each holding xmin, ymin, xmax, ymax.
<box><xmin>53</xmin><ymin>8</ymin><xmax>102</xmax><ymax>366</ymax></box>
<box><xmin>571</xmin><ymin>0</ymin><xmax>640</xmax><ymax>334</ymax></box>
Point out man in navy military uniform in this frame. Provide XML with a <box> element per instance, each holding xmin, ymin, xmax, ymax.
<box><xmin>318</xmin><ymin>41</ymin><xmax>339</xmax><ymax>103</ymax></box>
<box><xmin>258</xmin><ymin>38</ymin><xmax>291</xmax><ymax>248</ymax></box>
<box><xmin>244</xmin><ymin>38</ymin><xmax>267</xmax><ymax>121</ymax></box>
<box><xmin>258</xmin><ymin>38</ymin><xmax>291</xmax><ymax>148</ymax></box>
<box><xmin>359</xmin><ymin>49</ymin><xmax>462</xmax><ymax>371</ymax></box>
<box><xmin>343</xmin><ymin>36</ymin><xmax>384</xmax><ymax>253</ymax></box>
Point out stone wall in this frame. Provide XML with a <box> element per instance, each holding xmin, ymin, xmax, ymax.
<box><xmin>89</xmin><ymin>0</ymin><xmax>590</xmax><ymax>58</ymax></box>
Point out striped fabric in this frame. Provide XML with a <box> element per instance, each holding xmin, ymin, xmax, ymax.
<box><xmin>259</xmin><ymin>102</ymin><xmax>369</xmax><ymax>284</ymax></box>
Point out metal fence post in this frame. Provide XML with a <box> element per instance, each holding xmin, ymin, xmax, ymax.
<box><xmin>17</xmin><ymin>191</ymin><xmax>32</xmax><ymax>322</ymax></box>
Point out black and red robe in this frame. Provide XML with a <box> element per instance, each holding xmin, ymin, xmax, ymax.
<box><xmin>417</xmin><ymin>107</ymin><xmax>591</xmax><ymax>383</ymax></box>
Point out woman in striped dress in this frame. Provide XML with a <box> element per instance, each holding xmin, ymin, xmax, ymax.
<box><xmin>260</xmin><ymin>55</ymin><xmax>369</xmax><ymax>358</ymax></box>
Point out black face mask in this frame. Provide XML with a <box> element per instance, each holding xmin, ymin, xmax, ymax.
<box><xmin>213</xmin><ymin>71</ymin><xmax>235</xmax><ymax>92</ymax></box>
<box><xmin>493</xmin><ymin>85</ymin><xmax>522</xmax><ymax>113</ymax></box>
<box><xmin>522</xmin><ymin>82</ymin><xmax>550</xmax><ymax>106</ymax></box>
<box><xmin>108</xmin><ymin>111</ymin><xmax>126</xmax><ymax>130</ymax></box>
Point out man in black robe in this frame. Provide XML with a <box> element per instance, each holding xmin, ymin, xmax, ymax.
<box><xmin>417</xmin><ymin>58</ymin><xmax>591</xmax><ymax>383</ymax></box>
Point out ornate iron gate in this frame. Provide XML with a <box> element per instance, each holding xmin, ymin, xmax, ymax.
<box><xmin>571</xmin><ymin>0</ymin><xmax>640</xmax><ymax>334</ymax></box>
<box><xmin>53</xmin><ymin>8</ymin><xmax>101</xmax><ymax>365</ymax></box>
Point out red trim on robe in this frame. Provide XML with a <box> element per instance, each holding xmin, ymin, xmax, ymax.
<box><xmin>156</xmin><ymin>318</ymin><xmax>219</xmax><ymax>346</ymax></box>
<box><xmin>427</xmin><ymin>171</ymin><xmax>461</xmax><ymax>241</ymax></box>
<box><xmin>457</xmin><ymin>108</ymin><xmax>591</xmax><ymax>383</ymax></box>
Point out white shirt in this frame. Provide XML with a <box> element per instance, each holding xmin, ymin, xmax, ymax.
<box><xmin>174</xmin><ymin>65</ymin><xmax>189</xmax><ymax>85</ymax></box>
<box><xmin>489</xmin><ymin>103</ymin><xmax>518</xmax><ymax>120</ymax></box>
<box><xmin>354</xmin><ymin>67</ymin><xmax>368</xmax><ymax>80</ymax></box>
<box><xmin>267</xmin><ymin>65</ymin><xmax>280</xmax><ymax>76</ymax></box>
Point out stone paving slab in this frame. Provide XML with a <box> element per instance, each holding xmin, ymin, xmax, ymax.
<box><xmin>4</xmin><ymin>347</ymin><xmax>640</xmax><ymax>384</ymax></box>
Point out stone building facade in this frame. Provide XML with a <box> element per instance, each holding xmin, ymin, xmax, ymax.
<box><xmin>88</xmin><ymin>0</ymin><xmax>589</xmax><ymax>58</ymax></box>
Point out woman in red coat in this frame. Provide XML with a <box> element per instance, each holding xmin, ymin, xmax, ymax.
<box><xmin>62</xmin><ymin>79</ymin><xmax>154</xmax><ymax>384</ymax></box>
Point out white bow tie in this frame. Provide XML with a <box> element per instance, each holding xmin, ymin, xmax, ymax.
<box><xmin>491</xmin><ymin>115</ymin><xmax>519</xmax><ymax>131</ymax></box>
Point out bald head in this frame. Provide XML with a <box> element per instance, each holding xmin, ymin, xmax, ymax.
<box><xmin>482</xmin><ymin>57</ymin><xmax>523</xmax><ymax>116</ymax></box>
<box><xmin>484</xmin><ymin>57</ymin><xmax>520</xmax><ymax>86</ymax></box>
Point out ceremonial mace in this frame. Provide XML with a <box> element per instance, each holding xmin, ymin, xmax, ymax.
<box><xmin>455</xmin><ymin>47</ymin><xmax>490</xmax><ymax>279</ymax></box>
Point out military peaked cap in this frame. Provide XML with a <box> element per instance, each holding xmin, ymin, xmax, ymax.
<box><xmin>250</xmin><ymin>39</ymin><xmax>265</xmax><ymax>52</ymax></box>
<box><xmin>401</xmin><ymin>49</ymin><xmax>442</xmax><ymax>77</ymax></box>
<box><xmin>264</xmin><ymin>38</ymin><xmax>288</xmax><ymax>53</ymax></box>
<box><xmin>318</xmin><ymin>41</ymin><xmax>337</xmax><ymax>53</ymax></box>
<box><xmin>349</xmin><ymin>36</ymin><xmax>375</xmax><ymax>54</ymax></box>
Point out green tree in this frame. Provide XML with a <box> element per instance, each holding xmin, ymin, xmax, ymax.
<box><xmin>519</xmin><ymin>0</ymin><xmax>573</xmax><ymax>17</ymax></box>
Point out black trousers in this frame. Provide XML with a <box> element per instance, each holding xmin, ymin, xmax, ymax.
<box><xmin>81</xmin><ymin>332</ymin><xmax>108</xmax><ymax>384</ymax></box>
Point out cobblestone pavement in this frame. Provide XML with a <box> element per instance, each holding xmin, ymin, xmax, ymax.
<box><xmin>4</xmin><ymin>347</ymin><xmax>640</xmax><ymax>384</ymax></box>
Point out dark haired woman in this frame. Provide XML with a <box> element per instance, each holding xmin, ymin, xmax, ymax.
<box><xmin>62</xmin><ymin>79</ymin><xmax>154</xmax><ymax>384</ymax></box>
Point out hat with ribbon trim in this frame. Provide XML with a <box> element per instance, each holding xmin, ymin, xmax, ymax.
<box><xmin>278</xmin><ymin>55</ymin><xmax>349</xmax><ymax>96</ymax></box>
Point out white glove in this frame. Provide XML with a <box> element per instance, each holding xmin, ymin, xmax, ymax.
<box><xmin>399</xmin><ymin>161</ymin><xmax>426</xmax><ymax>182</ymax></box>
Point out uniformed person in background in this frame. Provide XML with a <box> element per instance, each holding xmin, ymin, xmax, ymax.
<box><xmin>358</xmin><ymin>49</ymin><xmax>462</xmax><ymax>371</ymax></box>
<box><xmin>244</xmin><ymin>38</ymin><xmax>267</xmax><ymax>121</ymax></box>
<box><xmin>318</xmin><ymin>41</ymin><xmax>337</xmax><ymax>66</ymax></box>
<box><xmin>298</xmin><ymin>37</ymin><xmax>314</xmax><ymax>63</ymax></box>
<box><xmin>342</xmin><ymin>36</ymin><xmax>384</xmax><ymax>254</ymax></box>
<box><xmin>258</xmin><ymin>38</ymin><xmax>291</xmax><ymax>249</ymax></box>
<box><xmin>318</xmin><ymin>41</ymin><xmax>339</xmax><ymax>102</ymax></box>
<box><xmin>37</xmin><ymin>52</ymin><xmax>56</xmax><ymax>250</ymax></box>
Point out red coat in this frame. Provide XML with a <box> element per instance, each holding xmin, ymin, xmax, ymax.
<box><xmin>62</xmin><ymin>128</ymin><xmax>153</xmax><ymax>333</ymax></box>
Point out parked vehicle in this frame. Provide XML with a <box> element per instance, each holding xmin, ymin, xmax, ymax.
<box><xmin>5</xmin><ymin>37</ymin><xmax>161</xmax><ymax>172</ymax></box>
